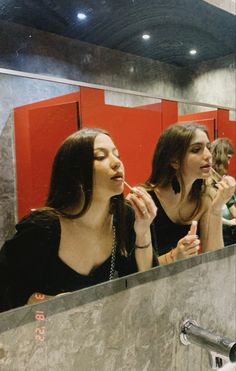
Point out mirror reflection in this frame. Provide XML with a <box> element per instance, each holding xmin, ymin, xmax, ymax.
<box><xmin>0</xmin><ymin>126</ymin><xmax>158</xmax><ymax>312</ymax></box>
<box><xmin>0</xmin><ymin>75</ymin><xmax>235</xmax><ymax>313</ymax></box>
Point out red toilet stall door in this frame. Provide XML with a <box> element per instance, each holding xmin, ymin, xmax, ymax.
<box><xmin>219</xmin><ymin>121</ymin><xmax>236</xmax><ymax>178</ymax></box>
<box><xmin>14</xmin><ymin>101</ymin><xmax>80</xmax><ymax>220</ymax></box>
<box><xmin>135</xmin><ymin>99</ymin><xmax>178</xmax><ymax>131</ymax></box>
<box><xmin>80</xmin><ymin>87</ymin><xmax>163</xmax><ymax>186</ymax></box>
<box><xmin>217</xmin><ymin>109</ymin><xmax>236</xmax><ymax>178</ymax></box>
<box><xmin>178</xmin><ymin>113</ymin><xmax>216</xmax><ymax>142</ymax></box>
<box><xmin>161</xmin><ymin>100</ymin><xmax>178</xmax><ymax>131</ymax></box>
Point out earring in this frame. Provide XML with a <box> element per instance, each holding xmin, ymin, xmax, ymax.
<box><xmin>171</xmin><ymin>175</ymin><xmax>180</xmax><ymax>194</ymax></box>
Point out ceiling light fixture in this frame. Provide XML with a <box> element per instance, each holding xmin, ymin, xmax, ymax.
<box><xmin>142</xmin><ymin>34</ymin><xmax>150</xmax><ymax>40</ymax></box>
<box><xmin>77</xmin><ymin>13</ymin><xmax>87</xmax><ymax>20</ymax></box>
<box><xmin>189</xmin><ymin>49</ymin><xmax>197</xmax><ymax>55</ymax></box>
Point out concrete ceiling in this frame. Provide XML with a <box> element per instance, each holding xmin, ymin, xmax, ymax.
<box><xmin>0</xmin><ymin>0</ymin><xmax>235</xmax><ymax>67</ymax></box>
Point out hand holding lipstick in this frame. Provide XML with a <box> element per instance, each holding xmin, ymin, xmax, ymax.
<box><xmin>125</xmin><ymin>182</ymin><xmax>157</xmax><ymax>242</ymax></box>
<box><xmin>167</xmin><ymin>221</ymin><xmax>200</xmax><ymax>263</ymax></box>
<box><xmin>126</xmin><ymin>186</ymin><xmax>157</xmax><ymax>222</ymax></box>
<box><xmin>211</xmin><ymin>175</ymin><xmax>236</xmax><ymax>215</ymax></box>
<box><xmin>125</xmin><ymin>181</ymin><xmax>157</xmax><ymax>271</ymax></box>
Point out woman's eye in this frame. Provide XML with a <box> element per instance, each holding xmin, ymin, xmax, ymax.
<box><xmin>191</xmin><ymin>147</ymin><xmax>201</xmax><ymax>153</ymax></box>
<box><xmin>94</xmin><ymin>155</ymin><xmax>105</xmax><ymax>161</ymax></box>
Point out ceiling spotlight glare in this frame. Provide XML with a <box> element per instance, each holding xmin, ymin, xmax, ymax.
<box><xmin>189</xmin><ymin>49</ymin><xmax>197</xmax><ymax>55</ymax></box>
<box><xmin>77</xmin><ymin>13</ymin><xmax>87</xmax><ymax>20</ymax></box>
<box><xmin>142</xmin><ymin>34</ymin><xmax>150</xmax><ymax>40</ymax></box>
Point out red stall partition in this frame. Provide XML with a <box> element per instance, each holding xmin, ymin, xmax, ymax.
<box><xmin>14</xmin><ymin>88</ymin><xmax>178</xmax><ymax>219</ymax></box>
<box><xmin>217</xmin><ymin>109</ymin><xmax>236</xmax><ymax>178</ymax></box>
<box><xmin>178</xmin><ymin>110</ymin><xmax>217</xmax><ymax>141</ymax></box>
<box><xmin>16</xmin><ymin>87</ymin><xmax>231</xmax><ymax>222</ymax></box>
<box><xmin>134</xmin><ymin>99</ymin><xmax>178</xmax><ymax>131</ymax></box>
<box><xmin>14</xmin><ymin>92</ymin><xmax>80</xmax><ymax>220</ymax></box>
<box><xmin>161</xmin><ymin>100</ymin><xmax>178</xmax><ymax>131</ymax></box>
<box><xmin>79</xmin><ymin>87</ymin><xmax>164</xmax><ymax>186</ymax></box>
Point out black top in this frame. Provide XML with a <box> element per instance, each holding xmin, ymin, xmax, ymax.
<box><xmin>149</xmin><ymin>190</ymin><xmax>191</xmax><ymax>256</ymax></box>
<box><xmin>0</xmin><ymin>205</ymin><xmax>158</xmax><ymax>312</ymax></box>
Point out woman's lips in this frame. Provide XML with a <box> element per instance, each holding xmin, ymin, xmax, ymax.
<box><xmin>111</xmin><ymin>175</ymin><xmax>124</xmax><ymax>181</ymax></box>
<box><xmin>200</xmin><ymin>165</ymin><xmax>211</xmax><ymax>174</ymax></box>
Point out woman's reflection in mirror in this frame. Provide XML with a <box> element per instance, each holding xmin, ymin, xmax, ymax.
<box><xmin>0</xmin><ymin>128</ymin><xmax>157</xmax><ymax>312</ymax></box>
<box><xmin>127</xmin><ymin>122</ymin><xmax>236</xmax><ymax>265</ymax></box>
<box><xmin>210</xmin><ymin>138</ymin><xmax>236</xmax><ymax>246</ymax></box>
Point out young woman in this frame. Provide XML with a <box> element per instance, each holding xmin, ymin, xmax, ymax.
<box><xmin>134</xmin><ymin>123</ymin><xmax>236</xmax><ymax>265</ymax></box>
<box><xmin>211</xmin><ymin>137</ymin><xmax>235</xmax><ymax>177</ymax></box>
<box><xmin>210</xmin><ymin>138</ymin><xmax>236</xmax><ymax>245</ymax></box>
<box><xmin>0</xmin><ymin>128</ymin><xmax>157</xmax><ymax>312</ymax></box>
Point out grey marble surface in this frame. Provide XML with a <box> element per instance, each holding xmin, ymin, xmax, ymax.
<box><xmin>0</xmin><ymin>112</ymin><xmax>16</xmax><ymax>245</ymax></box>
<box><xmin>0</xmin><ymin>245</ymin><xmax>235</xmax><ymax>371</ymax></box>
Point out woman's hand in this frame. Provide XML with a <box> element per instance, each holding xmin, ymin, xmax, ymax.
<box><xmin>158</xmin><ymin>221</ymin><xmax>200</xmax><ymax>265</ymax></box>
<box><xmin>228</xmin><ymin>218</ymin><xmax>236</xmax><ymax>227</ymax></box>
<box><xmin>27</xmin><ymin>292</ymin><xmax>68</xmax><ymax>305</ymax></box>
<box><xmin>173</xmin><ymin>234</ymin><xmax>200</xmax><ymax>261</ymax></box>
<box><xmin>126</xmin><ymin>187</ymin><xmax>157</xmax><ymax>271</ymax></box>
<box><xmin>126</xmin><ymin>187</ymin><xmax>157</xmax><ymax>243</ymax></box>
<box><xmin>173</xmin><ymin>221</ymin><xmax>200</xmax><ymax>260</ymax></box>
<box><xmin>212</xmin><ymin>176</ymin><xmax>236</xmax><ymax>214</ymax></box>
<box><xmin>27</xmin><ymin>292</ymin><xmax>53</xmax><ymax>305</ymax></box>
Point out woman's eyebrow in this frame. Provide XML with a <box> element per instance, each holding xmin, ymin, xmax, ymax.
<box><xmin>94</xmin><ymin>147</ymin><xmax>105</xmax><ymax>151</ymax></box>
<box><xmin>94</xmin><ymin>146</ymin><xmax>117</xmax><ymax>151</ymax></box>
<box><xmin>190</xmin><ymin>141</ymin><xmax>209</xmax><ymax>146</ymax></box>
<box><xmin>189</xmin><ymin>142</ymin><xmax>203</xmax><ymax>146</ymax></box>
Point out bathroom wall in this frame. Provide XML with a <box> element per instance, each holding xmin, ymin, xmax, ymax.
<box><xmin>182</xmin><ymin>54</ymin><xmax>236</xmax><ymax>111</ymax></box>
<box><xmin>0</xmin><ymin>245</ymin><xmax>235</xmax><ymax>371</ymax></box>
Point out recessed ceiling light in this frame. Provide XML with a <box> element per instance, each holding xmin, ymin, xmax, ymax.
<box><xmin>77</xmin><ymin>13</ymin><xmax>87</xmax><ymax>20</ymax></box>
<box><xmin>189</xmin><ymin>49</ymin><xmax>197</xmax><ymax>55</ymax></box>
<box><xmin>142</xmin><ymin>34</ymin><xmax>150</xmax><ymax>40</ymax></box>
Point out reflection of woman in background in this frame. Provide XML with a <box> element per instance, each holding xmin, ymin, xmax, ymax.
<box><xmin>136</xmin><ymin>123</ymin><xmax>235</xmax><ymax>265</ymax></box>
<box><xmin>0</xmin><ymin>128</ymin><xmax>157</xmax><ymax>312</ymax></box>
<box><xmin>210</xmin><ymin>138</ymin><xmax>236</xmax><ymax>245</ymax></box>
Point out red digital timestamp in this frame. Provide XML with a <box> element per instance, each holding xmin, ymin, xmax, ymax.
<box><xmin>34</xmin><ymin>293</ymin><xmax>46</xmax><ymax>342</ymax></box>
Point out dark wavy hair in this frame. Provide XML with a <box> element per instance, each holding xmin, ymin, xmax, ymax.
<box><xmin>144</xmin><ymin>122</ymin><xmax>210</xmax><ymax>220</ymax></box>
<box><xmin>211</xmin><ymin>138</ymin><xmax>234</xmax><ymax>176</ymax></box>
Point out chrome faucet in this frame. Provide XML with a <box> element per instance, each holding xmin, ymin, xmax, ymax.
<box><xmin>180</xmin><ymin>319</ymin><xmax>236</xmax><ymax>369</ymax></box>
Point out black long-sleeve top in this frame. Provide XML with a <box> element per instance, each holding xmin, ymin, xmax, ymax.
<box><xmin>0</xmin><ymin>205</ymin><xmax>158</xmax><ymax>312</ymax></box>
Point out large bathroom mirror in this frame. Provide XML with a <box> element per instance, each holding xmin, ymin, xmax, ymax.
<box><xmin>0</xmin><ymin>69</ymin><xmax>235</xmax><ymax>314</ymax></box>
<box><xmin>0</xmin><ymin>0</ymin><xmax>235</xmax><ymax>313</ymax></box>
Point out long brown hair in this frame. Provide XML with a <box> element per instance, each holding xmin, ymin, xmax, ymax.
<box><xmin>144</xmin><ymin>122</ymin><xmax>210</xmax><ymax>220</ymax></box>
<box><xmin>211</xmin><ymin>138</ymin><xmax>234</xmax><ymax>176</ymax></box>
